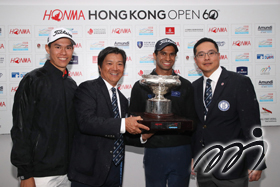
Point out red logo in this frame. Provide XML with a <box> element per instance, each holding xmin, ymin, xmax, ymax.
<box><xmin>0</xmin><ymin>44</ymin><xmax>4</xmax><ymax>49</ymax></box>
<box><xmin>10</xmin><ymin>58</ymin><xmax>31</xmax><ymax>64</ymax></box>
<box><xmin>126</xmin><ymin>56</ymin><xmax>132</xmax><ymax>61</ymax></box>
<box><xmin>138</xmin><ymin>70</ymin><xmax>143</xmax><ymax>76</ymax></box>
<box><xmin>68</xmin><ymin>71</ymin><xmax>83</xmax><ymax>77</ymax></box>
<box><xmin>43</xmin><ymin>9</ymin><xmax>85</xmax><ymax>22</ymax></box>
<box><xmin>11</xmin><ymin>87</ymin><xmax>18</xmax><ymax>92</ymax></box>
<box><xmin>208</xmin><ymin>27</ymin><xmax>227</xmax><ymax>33</ymax></box>
<box><xmin>232</xmin><ymin>40</ymin><xmax>251</xmax><ymax>46</ymax></box>
<box><xmin>220</xmin><ymin>55</ymin><xmax>228</xmax><ymax>60</ymax></box>
<box><xmin>112</xmin><ymin>28</ymin><xmax>131</xmax><ymax>34</ymax></box>
<box><xmin>165</xmin><ymin>27</ymin><xmax>175</xmax><ymax>35</ymax></box>
<box><xmin>174</xmin><ymin>69</ymin><xmax>181</xmax><ymax>75</ymax></box>
<box><xmin>74</xmin><ymin>43</ymin><xmax>82</xmax><ymax>49</ymax></box>
<box><xmin>117</xmin><ymin>84</ymin><xmax>132</xmax><ymax>90</ymax></box>
<box><xmin>262</xmin><ymin>107</ymin><xmax>272</xmax><ymax>114</ymax></box>
<box><xmin>0</xmin><ymin>102</ymin><xmax>6</xmax><ymax>107</ymax></box>
<box><xmin>186</xmin><ymin>56</ymin><xmax>190</xmax><ymax>60</ymax></box>
<box><xmin>175</xmin><ymin>42</ymin><xmax>180</xmax><ymax>47</ymax></box>
<box><xmin>88</xmin><ymin>28</ymin><xmax>93</xmax><ymax>35</ymax></box>
<box><xmin>9</xmin><ymin>29</ymin><xmax>31</xmax><ymax>35</ymax></box>
<box><xmin>92</xmin><ymin>56</ymin><xmax>98</xmax><ymax>63</ymax></box>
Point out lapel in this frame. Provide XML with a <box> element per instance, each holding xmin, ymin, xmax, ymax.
<box><xmin>206</xmin><ymin>67</ymin><xmax>229</xmax><ymax>117</ymax></box>
<box><xmin>97</xmin><ymin>76</ymin><xmax>114</xmax><ymax>117</ymax></box>
<box><xmin>195</xmin><ymin>77</ymin><xmax>205</xmax><ymax>123</ymax></box>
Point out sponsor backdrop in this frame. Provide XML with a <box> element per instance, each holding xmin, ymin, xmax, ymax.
<box><xmin>0</xmin><ymin>5</ymin><xmax>279</xmax><ymax>134</ymax></box>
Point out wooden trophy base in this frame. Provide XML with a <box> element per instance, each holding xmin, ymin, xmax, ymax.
<box><xmin>131</xmin><ymin>112</ymin><xmax>193</xmax><ymax>133</ymax></box>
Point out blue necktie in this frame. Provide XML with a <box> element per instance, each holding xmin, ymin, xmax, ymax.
<box><xmin>111</xmin><ymin>87</ymin><xmax>124</xmax><ymax>166</ymax></box>
<box><xmin>204</xmin><ymin>79</ymin><xmax>212</xmax><ymax>117</ymax></box>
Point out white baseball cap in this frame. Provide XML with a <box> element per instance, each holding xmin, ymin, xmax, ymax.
<box><xmin>47</xmin><ymin>27</ymin><xmax>76</xmax><ymax>45</ymax></box>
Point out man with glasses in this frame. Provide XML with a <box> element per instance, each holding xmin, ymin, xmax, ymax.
<box><xmin>129</xmin><ymin>38</ymin><xmax>197</xmax><ymax>187</ymax></box>
<box><xmin>191</xmin><ymin>37</ymin><xmax>266</xmax><ymax>187</ymax></box>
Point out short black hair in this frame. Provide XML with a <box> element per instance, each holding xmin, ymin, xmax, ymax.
<box><xmin>98</xmin><ymin>47</ymin><xmax>127</xmax><ymax>72</ymax></box>
<box><xmin>193</xmin><ymin>37</ymin><xmax>219</xmax><ymax>56</ymax></box>
<box><xmin>154</xmin><ymin>44</ymin><xmax>178</xmax><ymax>56</ymax></box>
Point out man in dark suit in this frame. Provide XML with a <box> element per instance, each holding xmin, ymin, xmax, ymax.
<box><xmin>191</xmin><ymin>37</ymin><xmax>266</xmax><ymax>187</ymax></box>
<box><xmin>68</xmin><ymin>47</ymin><xmax>149</xmax><ymax>187</ymax></box>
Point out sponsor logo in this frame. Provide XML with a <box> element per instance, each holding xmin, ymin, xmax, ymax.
<box><xmin>9</xmin><ymin>28</ymin><xmax>31</xmax><ymax>35</ymax></box>
<box><xmin>257</xmin><ymin>54</ymin><xmax>274</xmax><ymax>60</ymax></box>
<box><xmin>112</xmin><ymin>28</ymin><xmax>131</xmax><ymax>34</ymax></box>
<box><xmin>139</xmin><ymin>54</ymin><xmax>154</xmax><ymax>63</ymax></box>
<box><xmin>232</xmin><ymin>40</ymin><xmax>251</xmax><ymax>47</ymax></box>
<box><xmin>138</xmin><ymin>70</ymin><xmax>151</xmax><ymax>76</ymax></box>
<box><xmin>0</xmin><ymin>56</ymin><xmax>4</xmax><ymax>64</ymax></box>
<box><xmin>165</xmin><ymin>27</ymin><xmax>175</xmax><ymax>35</ymax></box>
<box><xmin>0</xmin><ymin>101</ymin><xmax>6</xmax><ymax>107</ymax></box>
<box><xmin>258</xmin><ymin>39</ymin><xmax>272</xmax><ymax>47</ymax></box>
<box><xmin>220</xmin><ymin>55</ymin><xmax>228</xmax><ymax>60</ymax></box>
<box><xmin>43</xmin><ymin>9</ymin><xmax>85</xmax><ymax>21</ymax></box>
<box><xmin>235</xmin><ymin>53</ymin><xmax>249</xmax><ymax>62</ymax></box>
<box><xmin>216</xmin><ymin>41</ymin><xmax>225</xmax><ymax>47</ymax></box>
<box><xmin>139</xmin><ymin>27</ymin><xmax>154</xmax><ymax>35</ymax></box>
<box><xmin>235</xmin><ymin>26</ymin><xmax>249</xmax><ymax>34</ymax></box>
<box><xmin>187</xmin><ymin>41</ymin><xmax>197</xmax><ymax>49</ymax></box>
<box><xmin>208</xmin><ymin>27</ymin><xmax>227</xmax><ymax>33</ymax></box>
<box><xmin>188</xmin><ymin>68</ymin><xmax>203</xmax><ymax>76</ymax></box>
<box><xmin>0</xmin><ymin>73</ymin><xmax>3</xmax><ymax>78</ymax></box>
<box><xmin>39</xmin><ymin>57</ymin><xmax>47</xmax><ymax>65</ymax></box>
<box><xmin>126</xmin><ymin>56</ymin><xmax>132</xmax><ymax>62</ymax></box>
<box><xmin>67</xmin><ymin>28</ymin><xmax>78</xmax><ymax>35</ymax></box>
<box><xmin>88</xmin><ymin>28</ymin><xmax>106</xmax><ymax>35</ymax></box>
<box><xmin>0</xmin><ymin>86</ymin><xmax>3</xmax><ymax>94</ymax></box>
<box><xmin>236</xmin><ymin>66</ymin><xmax>248</xmax><ymax>75</ymax></box>
<box><xmin>38</xmin><ymin>27</ymin><xmax>54</xmax><ymax>36</ymax></box>
<box><xmin>258</xmin><ymin>80</ymin><xmax>273</xmax><ymax>88</ymax></box>
<box><xmin>261</xmin><ymin>107</ymin><xmax>272</xmax><ymax>115</ymax></box>
<box><xmin>0</xmin><ymin>28</ymin><xmax>2</xmax><ymax>36</ymax></box>
<box><xmin>114</xmin><ymin>41</ymin><xmax>129</xmax><ymax>49</ymax></box>
<box><xmin>13</xmin><ymin>42</ymin><xmax>29</xmax><ymax>51</ymax></box>
<box><xmin>69</xmin><ymin>55</ymin><xmax>78</xmax><ymax>65</ymax></box>
<box><xmin>185</xmin><ymin>28</ymin><xmax>204</xmax><ymax>33</ymax></box>
<box><xmin>92</xmin><ymin>56</ymin><xmax>98</xmax><ymax>63</ymax></box>
<box><xmin>0</xmin><ymin>43</ymin><xmax>4</xmax><ymax>49</ymax></box>
<box><xmin>174</xmin><ymin>69</ymin><xmax>181</xmax><ymax>75</ymax></box>
<box><xmin>11</xmin><ymin>86</ymin><xmax>18</xmax><ymax>93</ymax></box>
<box><xmin>117</xmin><ymin>84</ymin><xmax>132</xmax><ymax>90</ymax></box>
<box><xmin>74</xmin><ymin>43</ymin><xmax>82</xmax><ymax>49</ymax></box>
<box><xmin>260</xmin><ymin>66</ymin><xmax>271</xmax><ymax>75</ymax></box>
<box><xmin>68</xmin><ymin>71</ymin><xmax>83</xmax><ymax>77</ymax></box>
<box><xmin>260</xmin><ymin>93</ymin><xmax>274</xmax><ymax>102</ymax></box>
<box><xmin>11</xmin><ymin>72</ymin><xmax>26</xmax><ymax>78</ymax></box>
<box><xmin>137</xmin><ymin>41</ymin><xmax>143</xmax><ymax>49</ymax></box>
<box><xmin>10</xmin><ymin>57</ymin><xmax>31</xmax><ymax>64</ymax></box>
<box><xmin>261</xmin><ymin>117</ymin><xmax>277</xmax><ymax>122</ymax></box>
<box><xmin>258</xmin><ymin>26</ymin><xmax>272</xmax><ymax>33</ymax></box>
<box><xmin>90</xmin><ymin>41</ymin><xmax>105</xmax><ymax>50</ymax></box>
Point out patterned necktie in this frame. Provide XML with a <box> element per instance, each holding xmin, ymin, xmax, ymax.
<box><xmin>111</xmin><ymin>87</ymin><xmax>124</xmax><ymax>165</ymax></box>
<box><xmin>204</xmin><ymin>79</ymin><xmax>212</xmax><ymax>116</ymax></box>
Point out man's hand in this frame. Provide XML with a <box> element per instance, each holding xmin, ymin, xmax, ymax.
<box><xmin>20</xmin><ymin>177</ymin><xmax>35</xmax><ymax>187</ymax></box>
<box><xmin>191</xmin><ymin>158</ymin><xmax>196</xmax><ymax>176</ymax></box>
<box><xmin>141</xmin><ymin>133</ymin><xmax>154</xmax><ymax>141</ymax></box>
<box><xmin>125</xmin><ymin>116</ymin><xmax>149</xmax><ymax>134</ymax></box>
<box><xmin>248</xmin><ymin>170</ymin><xmax>262</xmax><ymax>182</ymax></box>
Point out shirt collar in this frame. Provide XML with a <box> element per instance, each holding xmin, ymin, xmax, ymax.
<box><xmin>203</xmin><ymin>66</ymin><xmax>222</xmax><ymax>83</ymax></box>
<box><xmin>102</xmin><ymin>77</ymin><xmax>118</xmax><ymax>92</ymax></box>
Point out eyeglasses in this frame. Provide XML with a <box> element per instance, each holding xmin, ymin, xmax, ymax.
<box><xmin>195</xmin><ymin>51</ymin><xmax>219</xmax><ymax>58</ymax></box>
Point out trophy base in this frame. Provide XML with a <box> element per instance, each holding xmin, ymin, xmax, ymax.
<box><xmin>131</xmin><ymin>112</ymin><xmax>194</xmax><ymax>133</ymax></box>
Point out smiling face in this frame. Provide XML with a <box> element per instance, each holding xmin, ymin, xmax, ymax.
<box><xmin>154</xmin><ymin>45</ymin><xmax>177</xmax><ymax>75</ymax></box>
<box><xmin>194</xmin><ymin>41</ymin><xmax>220</xmax><ymax>77</ymax></box>
<box><xmin>99</xmin><ymin>53</ymin><xmax>124</xmax><ymax>87</ymax></box>
<box><xmin>45</xmin><ymin>38</ymin><xmax>74</xmax><ymax>72</ymax></box>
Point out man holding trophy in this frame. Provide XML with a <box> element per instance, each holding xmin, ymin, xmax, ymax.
<box><xmin>129</xmin><ymin>38</ymin><xmax>197</xmax><ymax>187</ymax></box>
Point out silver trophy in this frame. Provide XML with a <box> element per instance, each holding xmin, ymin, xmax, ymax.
<box><xmin>139</xmin><ymin>75</ymin><xmax>181</xmax><ymax>116</ymax></box>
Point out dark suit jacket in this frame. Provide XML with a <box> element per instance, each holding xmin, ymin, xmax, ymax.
<box><xmin>192</xmin><ymin>67</ymin><xmax>266</xmax><ymax>180</ymax></box>
<box><xmin>68</xmin><ymin>76</ymin><xmax>128</xmax><ymax>186</ymax></box>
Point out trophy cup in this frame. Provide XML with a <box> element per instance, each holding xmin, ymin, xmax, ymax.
<box><xmin>132</xmin><ymin>75</ymin><xmax>193</xmax><ymax>132</ymax></box>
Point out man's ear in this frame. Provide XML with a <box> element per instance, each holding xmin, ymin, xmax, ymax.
<box><xmin>45</xmin><ymin>44</ymin><xmax>50</xmax><ymax>54</ymax></box>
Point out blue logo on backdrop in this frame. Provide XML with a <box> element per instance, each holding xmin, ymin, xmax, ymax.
<box><xmin>236</xmin><ymin>67</ymin><xmax>248</xmax><ymax>75</ymax></box>
<box><xmin>137</xmin><ymin>41</ymin><xmax>143</xmax><ymax>49</ymax></box>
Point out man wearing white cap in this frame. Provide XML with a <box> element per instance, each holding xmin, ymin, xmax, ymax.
<box><xmin>11</xmin><ymin>27</ymin><xmax>77</xmax><ymax>187</ymax></box>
